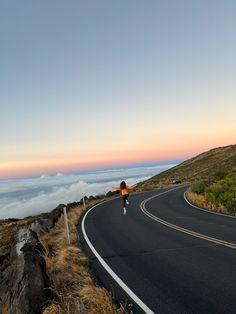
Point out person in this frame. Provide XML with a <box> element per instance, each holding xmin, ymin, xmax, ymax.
<box><xmin>112</xmin><ymin>181</ymin><xmax>136</xmax><ymax>215</ymax></box>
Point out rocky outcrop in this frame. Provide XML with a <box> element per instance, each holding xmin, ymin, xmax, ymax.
<box><xmin>31</xmin><ymin>219</ymin><xmax>53</xmax><ymax>234</ymax></box>
<box><xmin>0</xmin><ymin>203</ymin><xmax>80</xmax><ymax>314</ymax></box>
<box><xmin>43</xmin><ymin>204</ymin><xmax>65</xmax><ymax>224</ymax></box>
<box><xmin>106</xmin><ymin>190</ymin><xmax>119</xmax><ymax>197</ymax></box>
<box><xmin>0</xmin><ymin>192</ymin><xmax>119</xmax><ymax>313</ymax></box>
<box><xmin>0</xmin><ymin>227</ymin><xmax>51</xmax><ymax>314</ymax></box>
<box><xmin>0</xmin><ymin>252</ymin><xmax>9</xmax><ymax>272</ymax></box>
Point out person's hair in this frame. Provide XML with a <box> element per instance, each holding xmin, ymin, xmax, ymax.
<box><xmin>120</xmin><ymin>181</ymin><xmax>126</xmax><ymax>190</ymax></box>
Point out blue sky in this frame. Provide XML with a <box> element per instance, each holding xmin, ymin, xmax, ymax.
<box><xmin>0</xmin><ymin>1</ymin><xmax>235</xmax><ymax>179</ymax></box>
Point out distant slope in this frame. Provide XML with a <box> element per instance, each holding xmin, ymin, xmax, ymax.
<box><xmin>138</xmin><ymin>144</ymin><xmax>236</xmax><ymax>190</ymax></box>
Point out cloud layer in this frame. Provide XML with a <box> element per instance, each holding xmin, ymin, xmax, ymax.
<box><xmin>0</xmin><ymin>164</ymin><xmax>176</xmax><ymax>219</ymax></box>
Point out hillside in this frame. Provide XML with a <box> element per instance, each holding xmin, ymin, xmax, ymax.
<box><xmin>138</xmin><ymin>144</ymin><xmax>236</xmax><ymax>190</ymax></box>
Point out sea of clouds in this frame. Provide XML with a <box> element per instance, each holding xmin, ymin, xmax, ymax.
<box><xmin>0</xmin><ymin>163</ymin><xmax>176</xmax><ymax>219</ymax></box>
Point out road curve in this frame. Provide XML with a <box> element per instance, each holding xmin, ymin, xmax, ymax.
<box><xmin>79</xmin><ymin>186</ymin><xmax>236</xmax><ymax>314</ymax></box>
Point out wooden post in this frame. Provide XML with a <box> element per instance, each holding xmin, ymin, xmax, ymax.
<box><xmin>63</xmin><ymin>206</ymin><xmax>70</xmax><ymax>245</ymax></box>
<box><xmin>83</xmin><ymin>196</ymin><xmax>86</xmax><ymax>211</ymax></box>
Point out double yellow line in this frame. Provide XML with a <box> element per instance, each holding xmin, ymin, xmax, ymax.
<box><xmin>140</xmin><ymin>191</ymin><xmax>236</xmax><ymax>250</ymax></box>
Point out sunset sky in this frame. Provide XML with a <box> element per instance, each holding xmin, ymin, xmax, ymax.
<box><xmin>1</xmin><ymin>1</ymin><xmax>235</xmax><ymax>179</ymax></box>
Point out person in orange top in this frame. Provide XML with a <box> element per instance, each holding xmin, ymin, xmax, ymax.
<box><xmin>112</xmin><ymin>181</ymin><xmax>136</xmax><ymax>215</ymax></box>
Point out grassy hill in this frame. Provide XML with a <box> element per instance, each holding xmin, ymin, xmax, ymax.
<box><xmin>138</xmin><ymin>144</ymin><xmax>236</xmax><ymax>190</ymax></box>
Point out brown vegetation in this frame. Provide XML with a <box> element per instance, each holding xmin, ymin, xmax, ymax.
<box><xmin>186</xmin><ymin>191</ymin><xmax>229</xmax><ymax>214</ymax></box>
<box><xmin>186</xmin><ymin>170</ymin><xmax>236</xmax><ymax>215</ymax></box>
<box><xmin>40</xmin><ymin>200</ymin><xmax>121</xmax><ymax>314</ymax></box>
<box><xmin>0</xmin><ymin>221</ymin><xmax>18</xmax><ymax>258</ymax></box>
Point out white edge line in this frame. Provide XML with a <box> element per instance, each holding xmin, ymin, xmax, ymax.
<box><xmin>184</xmin><ymin>192</ymin><xmax>236</xmax><ymax>219</ymax></box>
<box><xmin>81</xmin><ymin>198</ymin><xmax>155</xmax><ymax>314</ymax></box>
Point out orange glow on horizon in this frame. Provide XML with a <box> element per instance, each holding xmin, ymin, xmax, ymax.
<box><xmin>1</xmin><ymin>140</ymin><xmax>234</xmax><ymax>180</ymax></box>
<box><xmin>0</xmin><ymin>151</ymin><xmax>181</xmax><ymax>179</ymax></box>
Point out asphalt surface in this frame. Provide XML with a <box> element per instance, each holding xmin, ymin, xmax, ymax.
<box><xmin>80</xmin><ymin>186</ymin><xmax>236</xmax><ymax>314</ymax></box>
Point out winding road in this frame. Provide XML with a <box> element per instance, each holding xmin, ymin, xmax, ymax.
<box><xmin>80</xmin><ymin>186</ymin><xmax>236</xmax><ymax>314</ymax></box>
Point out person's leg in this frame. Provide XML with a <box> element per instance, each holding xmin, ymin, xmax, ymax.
<box><xmin>126</xmin><ymin>194</ymin><xmax>129</xmax><ymax>205</ymax></box>
<box><xmin>122</xmin><ymin>195</ymin><xmax>127</xmax><ymax>215</ymax></box>
<box><xmin>123</xmin><ymin>195</ymin><xmax>126</xmax><ymax>208</ymax></box>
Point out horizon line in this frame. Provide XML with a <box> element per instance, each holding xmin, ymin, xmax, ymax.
<box><xmin>0</xmin><ymin>158</ymin><xmax>184</xmax><ymax>181</ymax></box>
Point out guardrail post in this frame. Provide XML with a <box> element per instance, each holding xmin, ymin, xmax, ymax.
<box><xmin>63</xmin><ymin>206</ymin><xmax>70</xmax><ymax>245</ymax></box>
<box><xmin>83</xmin><ymin>196</ymin><xmax>86</xmax><ymax>211</ymax></box>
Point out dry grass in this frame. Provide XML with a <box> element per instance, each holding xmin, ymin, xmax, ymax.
<box><xmin>0</xmin><ymin>221</ymin><xmax>18</xmax><ymax>257</ymax></box>
<box><xmin>41</xmin><ymin>200</ymin><xmax>122</xmax><ymax>314</ymax></box>
<box><xmin>186</xmin><ymin>191</ymin><xmax>229</xmax><ymax>214</ymax></box>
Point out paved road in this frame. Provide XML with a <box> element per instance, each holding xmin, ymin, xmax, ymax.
<box><xmin>80</xmin><ymin>186</ymin><xmax>236</xmax><ymax>313</ymax></box>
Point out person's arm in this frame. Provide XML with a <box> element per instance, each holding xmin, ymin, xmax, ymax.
<box><xmin>112</xmin><ymin>186</ymin><xmax>120</xmax><ymax>190</ymax></box>
<box><xmin>126</xmin><ymin>184</ymin><xmax>137</xmax><ymax>190</ymax></box>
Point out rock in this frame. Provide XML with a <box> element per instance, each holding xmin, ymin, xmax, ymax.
<box><xmin>0</xmin><ymin>228</ymin><xmax>51</xmax><ymax>314</ymax></box>
<box><xmin>89</xmin><ymin>195</ymin><xmax>96</xmax><ymax>200</ymax></box>
<box><xmin>96</xmin><ymin>194</ymin><xmax>106</xmax><ymax>199</ymax></box>
<box><xmin>106</xmin><ymin>191</ymin><xmax>113</xmax><ymax>197</ymax></box>
<box><xmin>80</xmin><ymin>196</ymin><xmax>89</xmax><ymax>204</ymax></box>
<box><xmin>0</xmin><ymin>252</ymin><xmax>10</xmax><ymax>272</ymax></box>
<box><xmin>106</xmin><ymin>190</ymin><xmax>117</xmax><ymax>197</ymax></box>
<box><xmin>31</xmin><ymin>219</ymin><xmax>54</xmax><ymax>235</ymax></box>
<box><xmin>67</xmin><ymin>202</ymin><xmax>80</xmax><ymax>208</ymax></box>
<box><xmin>44</xmin><ymin>204</ymin><xmax>64</xmax><ymax>224</ymax></box>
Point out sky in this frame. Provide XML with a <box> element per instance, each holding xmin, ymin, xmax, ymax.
<box><xmin>1</xmin><ymin>0</ymin><xmax>236</xmax><ymax>180</ymax></box>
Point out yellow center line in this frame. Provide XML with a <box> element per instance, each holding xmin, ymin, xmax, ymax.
<box><xmin>140</xmin><ymin>193</ymin><xmax>236</xmax><ymax>250</ymax></box>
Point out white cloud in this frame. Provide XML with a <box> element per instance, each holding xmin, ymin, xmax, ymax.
<box><xmin>0</xmin><ymin>177</ymin><xmax>145</xmax><ymax>219</ymax></box>
<box><xmin>0</xmin><ymin>163</ymin><xmax>176</xmax><ymax>219</ymax></box>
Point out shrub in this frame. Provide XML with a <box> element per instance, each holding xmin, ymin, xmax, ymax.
<box><xmin>214</xmin><ymin>171</ymin><xmax>227</xmax><ymax>181</ymax></box>
<box><xmin>189</xmin><ymin>172</ymin><xmax>236</xmax><ymax>214</ymax></box>
<box><xmin>219</xmin><ymin>173</ymin><xmax>236</xmax><ymax>187</ymax></box>
<box><xmin>190</xmin><ymin>182</ymin><xmax>206</xmax><ymax>194</ymax></box>
<box><xmin>219</xmin><ymin>189</ymin><xmax>236</xmax><ymax>213</ymax></box>
<box><xmin>205</xmin><ymin>183</ymin><xmax>236</xmax><ymax>213</ymax></box>
<box><xmin>205</xmin><ymin>184</ymin><xmax>227</xmax><ymax>206</ymax></box>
